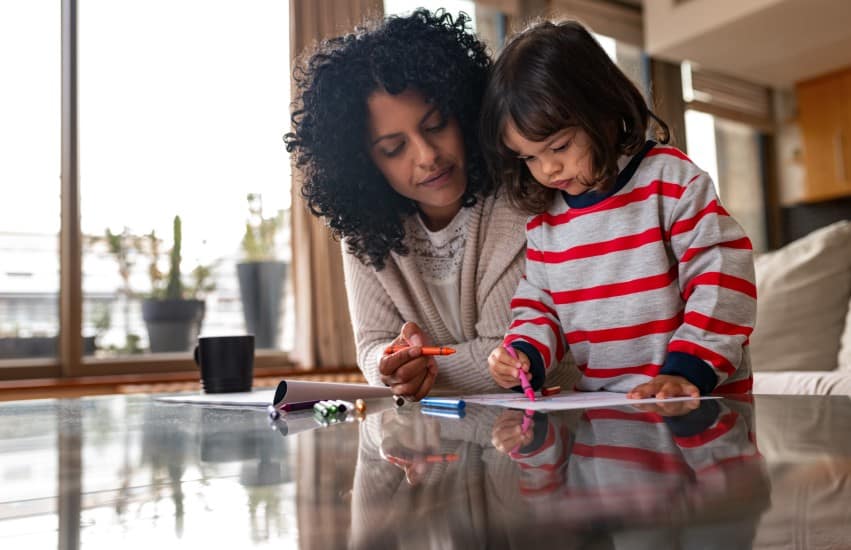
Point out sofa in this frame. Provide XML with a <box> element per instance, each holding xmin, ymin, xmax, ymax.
<box><xmin>751</xmin><ymin>220</ymin><xmax>851</xmax><ymax>395</ymax></box>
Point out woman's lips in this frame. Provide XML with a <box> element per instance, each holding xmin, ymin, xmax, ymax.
<box><xmin>419</xmin><ymin>166</ymin><xmax>453</xmax><ymax>187</ymax></box>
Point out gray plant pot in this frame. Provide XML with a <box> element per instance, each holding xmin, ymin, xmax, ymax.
<box><xmin>237</xmin><ymin>261</ymin><xmax>287</xmax><ymax>349</ymax></box>
<box><xmin>141</xmin><ymin>298</ymin><xmax>205</xmax><ymax>353</ymax></box>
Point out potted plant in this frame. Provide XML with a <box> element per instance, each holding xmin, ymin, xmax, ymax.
<box><xmin>86</xmin><ymin>227</ymin><xmax>144</xmax><ymax>355</ymax></box>
<box><xmin>237</xmin><ymin>193</ymin><xmax>287</xmax><ymax>349</ymax></box>
<box><xmin>141</xmin><ymin>215</ymin><xmax>215</xmax><ymax>353</ymax></box>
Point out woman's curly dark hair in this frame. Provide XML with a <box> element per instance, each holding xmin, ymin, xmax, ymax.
<box><xmin>284</xmin><ymin>9</ymin><xmax>493</xmax><ymax>269</ymax></box>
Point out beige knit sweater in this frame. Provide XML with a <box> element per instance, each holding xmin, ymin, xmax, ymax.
<box><xmin>342</xmin><ymin>192</ymin><xmax>579</xmax><ymax>394</ymax></box>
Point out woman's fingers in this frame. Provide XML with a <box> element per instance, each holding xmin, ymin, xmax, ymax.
<box><xmin>379</xmin><ymin>346</ymin><xmax>423</xmax><ymax>377</ymax></box>
<box><xmin>390</xmin><ymin>367</ymin><xmax>429</xmax><ymax>398</ymax></box>
<box><xmin>400</xmin><ymin>321</ymin><xmax>429</xmax><ymax>347</ymax></box>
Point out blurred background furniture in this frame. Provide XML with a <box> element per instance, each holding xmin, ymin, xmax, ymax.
<box><xmin>751</xmin><ymin>220</ymin><xmax>851</xmax><ymax>394</ymax></box>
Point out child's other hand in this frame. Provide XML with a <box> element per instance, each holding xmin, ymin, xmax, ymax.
<box><xmin>627</xmin><ymin>374</ymin><xmax>700</xmax><ymax>400</ymax></box>
<box><xmin>488</xmin><ymin>346</ymin><xmax>529</xmax><ymax>389</ymax></box>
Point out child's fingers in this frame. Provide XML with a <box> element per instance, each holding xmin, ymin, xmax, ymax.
<box><xmin>627</xmin><ymin>381</ymin><xmax>660</xmax><ymax>399</ymax></box>
<box><xmin>493</xmin><ymin>347</ymin><xmax>529</xmax><ymax>370</ymax></box>
<box><xmin>656</xmin><ymin>381</ymin><xmax>699</xmax><ymax>399</ymax></box>
<box><xmin>489</xmin><ymin>349</ymin><xmax>522</xmax><ymax>388</ymax></box>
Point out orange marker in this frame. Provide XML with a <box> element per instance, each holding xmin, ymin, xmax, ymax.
<box><xmin>383</xmin><ymin>345</ymin><xmax>456</xmax><ymax>356</ymax></box>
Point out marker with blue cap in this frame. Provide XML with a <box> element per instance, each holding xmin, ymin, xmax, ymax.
<box><xmin>420</xmin><ymin>397</ymin><xmax>465</xmax><ymax>410</ymax></box>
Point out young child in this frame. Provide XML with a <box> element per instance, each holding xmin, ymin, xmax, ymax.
<box><xmin>481</xmin><ymin>20</ymin><xmax>756</xmax><ymax>398</ymax></box>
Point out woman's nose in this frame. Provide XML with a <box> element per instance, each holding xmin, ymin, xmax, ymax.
<box><xmin>412</xmin><ymin>135</ymin><xmax>439</xmax><ymax>168</ymax></box>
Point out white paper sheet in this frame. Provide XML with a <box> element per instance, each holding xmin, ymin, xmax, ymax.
<box><xmin>157</xmin><ymin>380</ymin><xmax>393</xmax><ymax>408</ymax></box>
<box><xmin>462</xmin><ymin>391</ymin><xmax>720</xmax><ymax>411</ymax></box>
<box><xmin>157</xmin><ymin>389</ymin><xmax>275</xmax><ymax>407</ymax></box>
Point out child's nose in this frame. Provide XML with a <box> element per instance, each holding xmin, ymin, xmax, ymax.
<box><xmin>541</xmin><ymin>158</ymin><xmax>561</xmax><ymax>177</ymax></box>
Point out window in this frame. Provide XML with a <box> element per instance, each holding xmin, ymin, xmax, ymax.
<box><xmin>682</xmin><ymin>62</ymin><xmax>770</xmax><ymax>253</ymax></box>
<box><xmin>0</xmin><ymin>2</ymin><xmax>62</xmax><ymax>361</ymax></box>
<box><xmin>594</xmin><ymin>34</ymin><xmax>649</xmax><ymax>96</ymax></box>
<box><xmin>1</xmin><ymin>2</ymin><xmax>294</xmax><ymax>376</ymax></box>
<box><xmin>79</xmin><ymin>1</ymin><xmax>293</xmax><ymax>359</ymax></box>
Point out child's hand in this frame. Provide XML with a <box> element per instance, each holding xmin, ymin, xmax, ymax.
<box><xmin>488</xmin><ymin>346</ymin><xmax>530</xmax><ymax>389</ymax></box>
<box><xmin>627</xmin><ymin>374</ymin><xmax>700</xmax><ymax>399</ymax></box>
<box><xmin>490</xmin><ymin>409</ymin><xmax>534</xmax><ymax>455</ymax></box>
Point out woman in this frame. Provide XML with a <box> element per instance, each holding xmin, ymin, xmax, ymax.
<box><xmin>285</xmin><ymin>9</ymin><xmax>575</xmax><ymax>399</ymax></box>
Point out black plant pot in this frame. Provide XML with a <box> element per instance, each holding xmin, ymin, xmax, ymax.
<box><xmin>236</xmin><ymin>261</ymin><xmax>287</xmax><ymax>349</ymax></box>
<box><xmin>141</xmin><ymin>298</ymin><xmax>205</xmax><ymax>353</ymax></box>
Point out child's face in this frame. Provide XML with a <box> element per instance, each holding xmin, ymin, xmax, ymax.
<box><xmin>366</xmin><ymin>88</ymin><xmax>467</xmax><ymax>229</ymax></box>
<box><xmin>503</xmin><ymin>121</ymin><xmax>595</xmax><ymax>196</ymax></box>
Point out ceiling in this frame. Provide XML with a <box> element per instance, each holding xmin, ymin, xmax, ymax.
<box><xmin>643</xmin><ymin>0</ymin><xmax>851</xmax><ymax>87</ymax></box>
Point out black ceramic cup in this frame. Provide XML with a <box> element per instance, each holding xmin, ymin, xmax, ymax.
<box><xmin>193</xmin><ymin>335</ymin><xmax>254</xmax><ymax>393</ymax></box>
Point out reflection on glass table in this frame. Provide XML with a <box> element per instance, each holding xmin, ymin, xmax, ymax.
<box><xmin>351</xmin><ymin>398</ymin><xmax>771</xmax><ymax>549</ymax></box>
<box><xmin>1</xmin><ymin>394</ymin><xmax>850</xmax><ymax>548</ymax></box>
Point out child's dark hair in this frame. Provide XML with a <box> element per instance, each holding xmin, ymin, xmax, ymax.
<box><xmin>480</xmin><ymin>20</ymin><xmax>669</xmax><ymax>214</ymax></box>
<box><xmin>284</xmin><ymin>9</ymin><xmax>492</xmax><ymax>269</ymax></box>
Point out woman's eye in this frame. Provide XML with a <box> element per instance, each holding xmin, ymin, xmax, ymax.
<box><xmin>382</xmin><ymin>143</ymin><xmax>404</xmax><ymax>157</ymax></box>
<box><xmin>425</xmin><ymin>119</ymin><xmax>447</xmax><ymax>133</ymax></box>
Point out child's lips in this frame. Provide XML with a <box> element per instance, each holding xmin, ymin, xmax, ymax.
<box><xmin>551</xmin><ymin>178</ymin><xmax>575</xmax><ymax>189</ymax></box>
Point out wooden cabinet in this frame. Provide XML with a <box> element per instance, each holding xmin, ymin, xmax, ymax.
<box><xmin>796</xmin><ymin>68</ymin><xmax>851</xmax><ymax>202</ymax></box>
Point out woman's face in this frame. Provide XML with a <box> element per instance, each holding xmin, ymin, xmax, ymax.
<box><xmin>366</xmin><ymin>88</ymin><xmax>467</xmax><ymax>230</ymax></box>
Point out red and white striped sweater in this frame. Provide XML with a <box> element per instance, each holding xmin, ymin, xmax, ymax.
<box><xmin>505</xmin><ymin>142</ymin><xmax>756</xmax><ymax>394</ymax></box>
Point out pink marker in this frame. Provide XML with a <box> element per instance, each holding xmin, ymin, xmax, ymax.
<box><xmin>504</xmin><ymin>344</ymin><xmax>535</xmax><ymax>402</ymax></box>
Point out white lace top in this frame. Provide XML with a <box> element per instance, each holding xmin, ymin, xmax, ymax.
<box><xmin>404</xmin><ymin>207</ymin><xmax>471</xmax><ymax>342</ymax></box>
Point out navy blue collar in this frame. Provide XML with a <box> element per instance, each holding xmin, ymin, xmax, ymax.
<box><xmin>562</xmin><ymin>140</ymin><xmax>657</xmax><ymax>209</ymax></box>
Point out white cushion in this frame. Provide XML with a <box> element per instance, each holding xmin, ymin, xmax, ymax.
<box><xmin>753</xmin><ymin>370</ymin><xmax>851</xmax><ymax>395</ymax></box>
<box><xmin>750</xmin><ymin>220</ymin><xmax>851</xmax><ymax>372</ymax></box>
<box><xmin>839</xmin><ymin>295</ymin><xmax>851</xmax><ymax>371</ymax></box>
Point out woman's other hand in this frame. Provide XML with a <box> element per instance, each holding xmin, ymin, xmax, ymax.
<box><xmin>379</xmin><ymin>321</ymin><xmax>438</xmax><ymax>400</ymax></box>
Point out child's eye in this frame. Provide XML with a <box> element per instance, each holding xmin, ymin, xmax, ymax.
<box><xmin>552</xmin><ymin>139</ymin><xmax>572</xmax><ymax>153</ymax></box>
<box><xmin>518</xmin><ymin>155</ymin><xmax>534</xmax><ymax>163</ymax></box>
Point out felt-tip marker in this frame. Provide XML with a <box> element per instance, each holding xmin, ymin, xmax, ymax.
<box><xmin>420</xmin><ymin>397</ymin><xmax>465</xmax><ymax>410</ymax></box>
<box><xmin>504</xmin><ymin>345</ymin><xmax>535</xmax><ymax>402</ymax></box>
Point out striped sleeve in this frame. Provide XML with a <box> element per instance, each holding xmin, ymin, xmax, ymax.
<box><xmin>504</xmin><ymin>230</ymin><xmax>568</xmax><ymax>372</ymax></box>
<box><xmin>510</xmin><ymin>415</ymin><xmax>572</xmax><ymax>498</ymax></box>
<box><xmin>670</xmin><ymin>400</ymin><xmax>761</xmax><ymax>474</ymax></box>
<box><xmin>663</xmin><ymin>172</ymin><xmax>757</xmax><ymax>391</ymax></box>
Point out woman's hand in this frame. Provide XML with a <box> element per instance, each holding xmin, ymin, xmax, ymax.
<box><xmin>379</xmin><ymin>410</ymin><xmax>442</xmax><ymax>486</ymax></box>
<box><xmin>488</xmin><ymin>346</ymin><xmax>530</xmax><ymax>389</ymax></box>
<box><xmin>379</xmin><ymin>322</ymin><xmax>438</xmax><ymax>401</ymax></box>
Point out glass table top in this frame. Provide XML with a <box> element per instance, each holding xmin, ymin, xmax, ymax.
<box><xmin>1</xmin><ymin>393</ymin><xmax>849</xmax><ymax>549</ymax></box>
